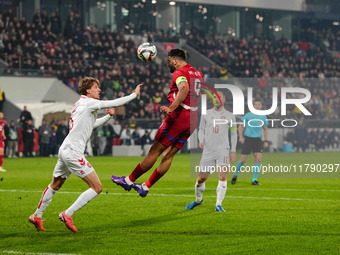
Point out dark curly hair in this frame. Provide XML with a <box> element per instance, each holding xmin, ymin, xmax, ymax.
<box><xmin>168</xmin><ymin>48</ymin><xmax>187</xmax><ymax>61</ymax></box>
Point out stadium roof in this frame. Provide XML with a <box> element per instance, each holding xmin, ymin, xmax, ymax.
<box><xmin>162</xmin><ymin>0</ymin><xmax>305</xmax><ymax>11</ymax></box>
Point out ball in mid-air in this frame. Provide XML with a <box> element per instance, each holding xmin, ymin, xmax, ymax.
<box><xmin>137</xmin><ymin>42</ymin><xmax>157</xmax><ymax>62</ymax></box>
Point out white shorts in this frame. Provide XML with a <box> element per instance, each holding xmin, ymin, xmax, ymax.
<box><xmin>198</xmin><ymin>151</ymin><xmax>230</xmax><ymax>174</ymax></box>
<box><xmin>53</xmin><ymin>147</ymin><xmax>94</xmax><ymax>179</ymax></box>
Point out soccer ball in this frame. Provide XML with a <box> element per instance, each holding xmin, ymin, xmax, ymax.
<box><xmin>137</xmin><ymin>42</ymin><xmax>157</xmax><ymax>62</ymax></box>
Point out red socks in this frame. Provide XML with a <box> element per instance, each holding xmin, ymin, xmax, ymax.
<box><xmin>129</xmin><ymin>164</ymin><xmax>164</xmax><ymax>189</ymax></box>
<box><xmin>145</xmin><ymin>168</ymin><xmax>164</xmax><ymax>188</ymax></box>
<box><xmin>0</xmin><ymin>154</ymin><xmax>4</xmax><ymax>167</ymax></box>
<box><xmin>129</xmin><ymin>163</ymin><xmax>147</xmax><ymax>182</ymax></box>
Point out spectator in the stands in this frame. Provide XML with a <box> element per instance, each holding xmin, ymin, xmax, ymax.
<box><xmin>7</xmin><ymin>120</ymin><xmax>18</xmax><ymax>157</ymax></box>
<box><xmin>120</xmin><ymin>127</ymin><xmax>131</xmax><ymax>145</ymax></box>
<box><xmin>32</xmin><ymin>9</ymin><xmax>42</xmax><ymax>26</ymax></box>
<box><xmin>102</xmin><ymin>122</ymin><xmax>114</xmax><ymax>155</ymax></box>
<box><xmin>141</xmin><ymin>130</ymin><xmax>153</xmax><ymax>149</ymax></box>
<box><xmin>38</xmin><ymin>119</ymin><xmax>52</xmax><ymax>157</ymax></box>
<box><xmin>50</xmin><ymin>11</ymin><xmax>61</xmax><ymax>35</ymax></box>
<box><xmin>56</xmin><ymin>120</ymin><xmax>68</xmax><ymax>149</ymax></box>
<box><xmin>23</xmin><ymin>119</ymin><xmax>35</xmax><ymax>157</ymax></box>
<box><xmin>0</xmin><ymin>88</ymin><xmax>5</xmax><ymax>111</ymax></box>
<box><xmin>132</xmin><ymin>127</ymin><xmax>141</xmax><ymax>145</ymax></box>
<box><xmin>49</xmin><ymin>127</ymin><xmax>58</xmax><ymax>157</ymax></box>
<box><xmin>19</xmin><ymin>105</ymin><xmax>33</xmax><ymax>128</ymax></box>
<box><xmin>63</xmin><ymin>10</ymin><xmax>74</xmax><ymax>39</ymax></box>
<box><xmin>328</xmin><ymin>128</ymin><xmax>339</xmax><ymax>150</ymax></box>
<box><xmin>112</xmin><ymin>119</ymin><xmax>122</xmax><ymax>138</ymax></box>
<box><xmin>96</xmin><ymin>124</ymin><xmax>107</xmax><ymax>155</ymax></box>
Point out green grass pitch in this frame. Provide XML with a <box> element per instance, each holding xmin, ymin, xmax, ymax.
<box><xmin>0</xmin><ymin>152</ymin><xmax>339</xmax><ymax>255</ymax></box>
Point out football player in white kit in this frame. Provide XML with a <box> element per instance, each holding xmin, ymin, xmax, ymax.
<box><xmin>29</xmin><ymin>77</ymin><xmax>142</xmax><ymax>232</ymax></box>
<box><xmin>186</xmin><ymin>91</ymin><xmax>237</xmax><ymax>212</ymax></box>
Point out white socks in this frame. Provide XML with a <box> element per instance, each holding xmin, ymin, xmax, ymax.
<box><xmin>35</xmin><ymin>185</ymin><xmax>57</xmax><ymax>218</ymax></box>
<box><xmin>195</xmin><ymin>181</ymin><xmax>205</xmax><ymax>203</ymax></box>
<box><xmin>125</xmin><ymin>176</ymin><xmax>133</xmax><ymax>185</ymax></box>
<box><xmin>216</xmin><ymin>180</ymin><xmax>227</xmax><ymax>206</ymax></box>
<box><xmin>65</xmin><ymin>188</ymin><xmax>98</xmax><ymax>217</ymax></box>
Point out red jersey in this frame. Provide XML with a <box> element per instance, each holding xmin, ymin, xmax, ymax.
<box><xmin>0</xmin><ymin>120</ymin><xmax>6</xmax><ymax>141</ymax></box>
<box><xmin>167</xmin><ymin>64</ymin><xmax>204</xmax><ymax>111</ymax></box>
<box><xmin>156</xmin><ymin>64</ymin><xmax>203</xmax><ymax>149</ymax></box>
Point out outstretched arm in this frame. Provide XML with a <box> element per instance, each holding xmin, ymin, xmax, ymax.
<box><xmin>95</xmin><ymin>84</ymin><xmax>142</xmax><ymax>110</ymax></box>
<box><xmin>94</xmin><ymin>108</ymin><xmax>115</xmax><ymax>129</ymax></box>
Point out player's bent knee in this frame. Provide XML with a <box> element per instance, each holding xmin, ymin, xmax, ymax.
<box><xmin>50</xmin><ymin>178</ymin><xmax>65</xmax><ymax>191</ymax></box>
<box><xmin>51</xmin><ymin>185</ymin><xmax>61</xmax><ymax>191</ymax></box>
<box><xmin>197</xmin><ymin>177</ymin><xmax>207</xmax><ymax>183</ymax></box>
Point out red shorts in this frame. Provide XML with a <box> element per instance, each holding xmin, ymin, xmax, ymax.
<box><xmin>0</xmin><ymin>140</ymin><xmax>4</xmax><ymax>148</ymax></box>
<box><xmin>155</xmin><ymin>109</ymin><xmax>197</xmax><ymax>149</ymax></box>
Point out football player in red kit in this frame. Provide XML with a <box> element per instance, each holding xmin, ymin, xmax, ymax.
<box><xmin>0</xmin><ymin>112</ymin><xmax>7</xmax><ymax>172</ymax></box>
<box><xmin>112</xmin><ymin>49</ymin><xmax>204</xmax><ymax>197</ymax></box>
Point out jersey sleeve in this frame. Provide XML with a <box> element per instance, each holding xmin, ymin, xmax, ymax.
<box><xmin>230</xmin><ymin>114</ymin><xmax>237</xmax><ymax>152</ymax></box>
<box><xmin>263</xmin><ymin>116</ymin><xmax>268</xmax><ymax>127</ymax></box>
<box><xmin>198</xmin><ymin>115</ymin><xmax>206</xmax><ymax>144</ymax></box>
<box><xmin>241</xmin><ymin>113</ymin><xmax>248</xmax><ymax>123</ymax></box>
<box><xmin>175</xmin><ymin>76</ymin><xmax>188</xmax><ymax>87</ymax></box>
<box><xmin>87</xmin><ymin>93</ymin><xmax>137</xmax><ymax>112</ymax></box>
<box><xmin>173</xmin><ymin>70</ymin><xmax>188</xmax><ymax>87</ymax></box>
<box><xmin>94</xmin><ymin>114</ymin><xmax>112</xmax><ymax>129</ymax></box>
<box><xmin>230</xmin><ymin>114</ymin><xmax>237</xmax><ymax>132</ymax></box>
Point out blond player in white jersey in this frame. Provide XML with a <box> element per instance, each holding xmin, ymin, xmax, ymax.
<box><xmin>29</xmin><ymin>77</ymin><xmax>142</xmax><ymax>232</ymax></box>
<box><xmin>186</xmin><ymin>91</ymin><xmax>237</xmax><ymax>212</ymax></box>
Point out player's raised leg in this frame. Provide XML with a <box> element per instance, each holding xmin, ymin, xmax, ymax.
<box><xmin>133</xmin><ymin>145</ymin><xmax>179</xmax><ymax>197</ymax></box>
<box><xmin>28</xmin><ymin>176</ymin><xmax>65</xmax><ymax>231</ymax></box>
<box><xmin>59</xmin><ymin>171</ymin><xmax>102</xmax><ymax>233</ymax></box>
<box><xmin>111</xmin><ymin>140</ymin><xmax>167</xmax><ymax>191</ymax></box>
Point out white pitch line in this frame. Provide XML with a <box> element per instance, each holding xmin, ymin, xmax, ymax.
<box><xmin>0</xmin><ymin>251</ymin><xmax>79</xmax><ymax>255</ymax></box>
<box><xmin>102</xmin><ymin>187</ymin><xmax>340</xmax><ymax>192</ymax></box>
<box><xmin>0</xmin><ymin>189</ymin><xmax>338</xmax><ymax>202</ymax></box>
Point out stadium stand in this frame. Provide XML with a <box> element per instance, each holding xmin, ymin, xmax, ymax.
<box><xmin>0</xmin><ymin>5</ymin><xmax>339</xmax><ymax>155</ymax></box>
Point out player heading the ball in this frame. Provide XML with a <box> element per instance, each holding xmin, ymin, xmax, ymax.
<box><xmin>112</xmin><ymin>48</ymin><xmax>204</xmax><ymax>198</ymax></box>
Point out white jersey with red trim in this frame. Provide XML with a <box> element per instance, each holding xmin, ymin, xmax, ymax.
<box><xmin>198</xmin><ymin>107</ymin><xmax>237</xmax><ymax>162</ymax></box>
<box><xmin>60</xmin><ymin>93</ymin><xmax>136</xmax><ymax>154</ymax></box>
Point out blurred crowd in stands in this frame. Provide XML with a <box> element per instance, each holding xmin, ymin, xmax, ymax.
<box><xmin>285</xmin><ymin>120</ymin><xmax>340</xmax><ymax>152</ymax></box>
<box><xmin>190</xmin><ymin>30</ymin><xmax>340</xmax><ymax>78</ymax></box>
<box><xmin>0</xmin><ymin>8</ymin><xmax>339</xmax><ymax>134</ymax></box>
